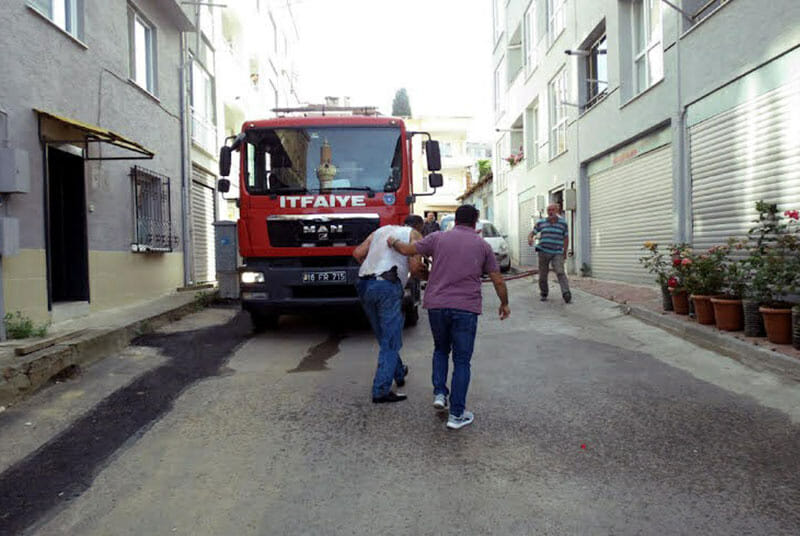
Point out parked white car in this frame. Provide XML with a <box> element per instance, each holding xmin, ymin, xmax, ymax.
<box><xmin>476</xmin><ymin>220</ymin><xmax>511</xmax><ymax>272</ymax></box>
<box><xmin>438</xmin><ymin>216</ymin><xmax>510</xmax><ymax>272</ymax></box>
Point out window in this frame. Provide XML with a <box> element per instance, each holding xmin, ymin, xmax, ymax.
<box><xmin>494</xmin><ymin>64</ymin><xmax>503</xmax><ymax>113</ymax></box>
<box><xmin>495</xmin><ymin>136</ymin><xmax>507</xmax><ymax>192</ymax></box>
<box><xmin>547</xmin><ymin>0</ymin><xmax>566</xmax><ymax>46</ymax></box>
<box><xmin>585</xmin><ymin>34</ymin><xmax>608</xmax><ymax>109</ymax></box>
<box><xmin>131</xmin><ymin>166</ymin><xmax>174</xmax><ymax>252</ymax></box>
<box><xmin>199</xmin><ymin>4</ymin><xmax>214</xmax><ymax>39</ymax></box>
<box><xmin>28</xmin><ymin>0</ymin><xmax>83</xmax><ymax>39</ymax></box>
<box><xmin>549</xmin><ymin>68</ymin><xmax>568</xmax><ymax>159</ymax></box>
<box><xmin>492</xmin><ymin>0</ymin><xmax>504</xmax><ymax>44</ymax></box>
<box><xmin>523</xmin><ymin>2</ymin><xmax>537</xmax><ymax>74</ymax></box>
<box><xmin>441</xmin><ymin>142</ymin><xmax>453</xmax><ymax>158</ymax></box>
<box><xmin>128</xmin><ymin>6</ymin><xmax>157</xmax><ymax>94</ymax></box>
<box><xmin>525</xmin><ymin>101</ymin><xmax>539</xmax><ymax>169</ymax></box>
<box><xmin>632</xmin><ymin>0</ymin><xmax>662</xmax><ymax>94</ymax></box>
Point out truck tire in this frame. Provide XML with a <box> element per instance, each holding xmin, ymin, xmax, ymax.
<box><xmin>404</xmin><ymin>304</ymin><xmax>419</xmax><ymax>328</ymax></box>
<box><xmin>251</xmin><ymin>312</ymin><xmax>279</xmax><ymax>331</ymax></box>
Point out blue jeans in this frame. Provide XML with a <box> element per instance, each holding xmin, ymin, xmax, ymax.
<box><xmin>356</xmin><ymin>279</ymin><xmax>406</xmax><ymax>398</ymax></box>
<box><xmin>428</xmin><ymin>308</ymin><xmax>478</xmax><ymax>417</ymax></box>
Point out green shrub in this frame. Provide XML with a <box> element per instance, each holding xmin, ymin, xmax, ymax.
<box><xmin>4</xmin><ymin>311</ymin><xmax>49</xmax><ymax>339</ymax></box>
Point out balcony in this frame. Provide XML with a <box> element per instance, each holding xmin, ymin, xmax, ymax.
<box><xmin>191</xmin><ymin>110</ymin><xmax>218</xmax><ymax>155</ymax></box>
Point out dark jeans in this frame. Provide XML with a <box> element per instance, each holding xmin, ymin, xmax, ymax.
<box><xmin>428</xmin><ymin>308</ymin><xmax>479</xmax><ymax>417</ymax></box>
<box><xmin>356</xmin><ymin>279</ymin><xmax>407</xmax><ymax>398</ymax></box>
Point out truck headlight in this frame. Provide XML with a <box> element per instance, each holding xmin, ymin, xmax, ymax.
<box><xmin>241</xmin><ymin>271</ymin><xmax>265</xmax><ymax>284</ymax></box>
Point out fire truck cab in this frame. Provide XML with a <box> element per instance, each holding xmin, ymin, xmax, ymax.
<box><xmin>218</xmin><ymin>108</ymin><xmax>442</xmax><ymax>329</ymax></box>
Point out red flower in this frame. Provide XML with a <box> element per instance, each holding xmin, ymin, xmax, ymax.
<box><xmin>681</xmin><ymin>258</ymin><xmax>692</xmax><ymax>266</ymax></box>
<box><xmin>784</xmin><ymin>210</ymin><xmax>799</xmax><ymax>220</ymax></box>
<box><xmin>672</xmin><ymin>258</ymin><xmax>681</xmax><ymax>267</ymax></box>
<box><xmin>668</xmin><ymin>276</ymin><xmax>678</xmax><ymax>288</ymax></box>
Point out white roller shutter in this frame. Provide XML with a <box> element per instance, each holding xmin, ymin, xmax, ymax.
<box><xmin>518</xmin><ymin>197</ymin><xmax>538</xmax><ymax>267</ymax></box>
<box><xmin>690</xmin><ymin>77</ymin><xmax>800</xmax><ymax>250</ymax></box>
<box><xmin>589</xmin><ymin>145</ymin><xmax>673</xmax><ymax>283</ymax></box>
<box><xmin>192</xmin><ymin>180</ymin><xmax>216</xmax><ymax>283</ymax></box>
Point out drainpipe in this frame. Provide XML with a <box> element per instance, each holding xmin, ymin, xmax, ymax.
<box><xmin>673</xmin><ymin>8</ymin><xmax>691</xmax><ymax>245</ymax></box>
<box><xmin>179</xmin><ymin>33</ymin><xmax>192</xmax><ymax>286</ymax></box>
<box><xmin>0</xmin><ymin>110</ymin><xmax>8</xmax><ymax>340</ymax></box>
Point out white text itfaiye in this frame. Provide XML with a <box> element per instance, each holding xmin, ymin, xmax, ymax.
<box><xmin>278</xmin><ymin>195</ymin><xmax>367</xmax><ymax>208</ymax></box>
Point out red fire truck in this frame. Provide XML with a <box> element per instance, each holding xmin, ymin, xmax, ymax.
<box><xmin>217</xmin><ymin>108</ymin><xmax>442</xmax><ymax>329</ymax></box>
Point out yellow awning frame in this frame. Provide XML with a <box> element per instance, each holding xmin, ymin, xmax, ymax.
<box><xmin>35</xmin><ymin>109</ymin><xmax>155</xmax><ymax>160</ymax></box>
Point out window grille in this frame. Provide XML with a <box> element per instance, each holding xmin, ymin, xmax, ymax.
<box><xmin>131</xmin><ymin>166</ymin><xmax>175</xmax><ymax>252</ymax></box>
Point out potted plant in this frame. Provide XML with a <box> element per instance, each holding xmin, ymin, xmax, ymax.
<box><xmin>684</xmin><ymin>247</ymin><xmax>725</xmax><ymax>325</ymax></box>
<box><xmin>756</xmin><ymin>205</ymin><xmax>799</xmax><ymax>344</ymax></box>
<box><xmin>666</xmin><ymin>244</ymin><xmax>692</xmax><ymax>315</ymax></box>
<box><xmin>639</xmin><ymin>241</ymin><xmax>672</xmax><ymax>311</ymax></box>
<box><xmin>793</xmin><ymin>304</ymin><xmax>800</xmax><ymax>351</ymax></box>
<box><xmin>710</xmin><ymin>239</ymin><xmax>747</xmax><ymax>331</ymax></box>
<box><xmin>504</xmin><ymin>146</ymin><xmax>524</xmax><ymax>168</ymax></box>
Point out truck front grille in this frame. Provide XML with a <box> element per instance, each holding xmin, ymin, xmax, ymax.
<box><xmin>267</xmin><ymin>217</ymin><xmax>380</xmax><ymax>247</ymax></box>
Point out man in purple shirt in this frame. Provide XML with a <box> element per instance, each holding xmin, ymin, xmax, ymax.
<box><xmin>389</xmin><ymin>204</ymin><xmax>510</xmax><ymax>430</ymax></box>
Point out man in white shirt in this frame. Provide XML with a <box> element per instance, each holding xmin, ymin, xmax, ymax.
<box><xmin>353</xmin><ymin>215</ymin><xmax>426</xmax><ymax>403</ymax></box>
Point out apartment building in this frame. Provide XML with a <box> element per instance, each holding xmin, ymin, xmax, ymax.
<box><xmin>492</xmin><ymin>0</ymin><xmax>800</xmax><ymax>281</ymax></box>
<box><xmin>0</xmin><ymin>0</ymin><xmax>192</xmax><ymax>325</ymax></box>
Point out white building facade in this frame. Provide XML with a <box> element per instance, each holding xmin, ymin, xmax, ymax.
<box><xmin>493</xmin><ymin>0</ymin><xmax>800</xmax><ymax>281</ymax></box>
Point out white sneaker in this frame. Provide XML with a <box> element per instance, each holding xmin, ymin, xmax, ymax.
<box><xmin>433</xmin><ymin>394</ymin><xmax>448</xmax><ymax>410</ymax></box>
<box><xmin>446</xmin><ymin>410</ymin><xmax>475</xmax><ymax>430</ymax></box>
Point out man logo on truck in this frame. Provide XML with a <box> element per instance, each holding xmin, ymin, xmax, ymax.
<box><xmin>303</xmin><ymin>224</ymin><xmax>344</xmax><ymax>241</ymax></box>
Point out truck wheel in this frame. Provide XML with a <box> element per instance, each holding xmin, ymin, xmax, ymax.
<box><xmin>404</xmin><ymin>305</ymin><xmax>419</xmax><ymax>328</ymax></box>
<box><xmin>251</xmin><ymin>312</ymin><xmax>279</xmax><ymax>331</ymax></box>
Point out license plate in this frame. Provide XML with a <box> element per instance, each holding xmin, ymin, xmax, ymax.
<box><xmin>302</xmin><ymin>271</ymin><xmax>347</xmax><ymax>283</ymax></box>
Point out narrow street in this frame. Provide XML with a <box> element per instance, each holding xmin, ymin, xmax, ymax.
<box><xmin>1</xmin><ymin>279</ymin><xmax>799</xmax><ymax>535</ymax></box>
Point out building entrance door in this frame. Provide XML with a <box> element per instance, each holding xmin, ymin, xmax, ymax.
<box><xmin>47</xmin><ymin>146</ymin><xmax>89</xmax><ymax>303</ymax></box>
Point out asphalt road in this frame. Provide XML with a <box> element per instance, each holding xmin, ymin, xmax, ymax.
<box><xmin>2</xmin><ymin>280</ymin><xmax>800</xmax><ymax>535</ymax></box>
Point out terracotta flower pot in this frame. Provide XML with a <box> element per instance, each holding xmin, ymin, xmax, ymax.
<box><xmin>743</xmin><ymin>299</ymin><xmax>766</xmax><ymax>337</ymax></box>
<box><xmin>691</xmin><ymin>295</ymin><xmax>717</xmax><ymax>325</ymax></box>
<box><xmin>792</xmin><ymin>306</ymin><xmax>800</xmax><ymax>351</ymax></box>
<box><xmin>669</xmin><ymin>289</ymin><xmax>689</xmax><ymax>315</ymax></box>
<box><xmin>710</xmin><ymin>297</ymin><xmax>744</xmax><ymax>331</ymax></box>
<box><xmin>759</xmin><ymin>306</ymin><xmax>793</xmax><ymax>345</ymax></box>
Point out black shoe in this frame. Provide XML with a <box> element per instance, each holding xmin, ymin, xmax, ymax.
<box><xmin>540</xmin><ymin>295</ymin><xmax>548</xmax><ymax>302</ymax></box>
<box><xmin>372</xmin><ymin>391</ymin><xmax>407</xmax><ymax>403</ymax></box>
<box><xmin>395</xmin><ymin>365</ymin><xmax>409</xmax><ymax>387</ymax></box>
<box><xmin>563</xmin><ymin>291</ymin><xmax>572</xmax><ymax>304</ymax></box>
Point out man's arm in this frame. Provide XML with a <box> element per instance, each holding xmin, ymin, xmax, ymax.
<box><xmin>407</xmin><ymin>229</ymin><xmax>428</xmax><ymax>280</ymax></box>
<box><xmin>387</xmin><ymin>236</ymin><xmax>418</xmax><ymax>257</ymax></box>
<box><xmin>353</xmin><ymin>232</ymin><xmax>374</xmax><ymax>264</ymax></box>
<box><xmin>488</xmin><ymin>272</ymin><xmax>510</xmax><ymax>320</ymax></box>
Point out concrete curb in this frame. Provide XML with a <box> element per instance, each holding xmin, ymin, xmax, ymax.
<box><xmin>0</xmin><ymin>300</ymin><xmax>204</xmax><ymax>407</ymax></box>
<box><xmin>621</xmin><ymin>303</ymin><xmax>800</xmax><ymax>382</ymax></box>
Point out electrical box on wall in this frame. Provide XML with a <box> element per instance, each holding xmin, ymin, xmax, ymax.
<box><xmin>0</xmin><ymin>217</ymin><xmax>20</xmax><ymax>256</ymax></box>
<box><xmin>0</xmin><ymin>148</ymin><xmax>30</xmax><ymax>193</ymax></box>
<box><xmin>564</xmin><ymin>188</ymin><xmax>577</xmax><ymax>211</ymax></box>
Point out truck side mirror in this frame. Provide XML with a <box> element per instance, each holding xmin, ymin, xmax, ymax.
<box><xmin>218</xmin><ymin>178</ymin><xmax>231</xmax><ymax>193</ymax></box>
<box><xmin>425</xmin><ymin>140</ymin><xmax>441</xmax><ymax>171</ymax></box>
<box><xmin>428</xmin><ymin>173</ymin><xmax>443</xmax><ymax>189</ymax></box>
<box><xmin>219</xmin><ymin>146</ymin><xmax>232</xmax><ymax>177</ymax></box>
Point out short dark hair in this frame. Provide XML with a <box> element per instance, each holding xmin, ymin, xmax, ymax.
<box><xmin>404</xmin><ymin>214</ymin><xmax>424</xmax><ymax>228</ymax></box>
<box><xmin>455</xmin><ymin>204</ymin><xmax>479</xmax><ymax>226</ymax></box>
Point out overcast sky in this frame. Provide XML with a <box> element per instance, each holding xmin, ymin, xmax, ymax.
<box><xmin>291</xmin><ymin>0</ymin><xmax>494</xmax><ymax>141</ymax></box>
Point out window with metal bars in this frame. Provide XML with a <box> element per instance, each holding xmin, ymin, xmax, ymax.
<box><xmin>131</xmin><ymin>166</ymin><xmax>174</xmax><ymax>252</ymax></box>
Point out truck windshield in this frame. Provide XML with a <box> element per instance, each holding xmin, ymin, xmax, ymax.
<box><xmin>243</xmin><ymin>126</ymin><xmax>403</xmax><ymax>195</ymax></box>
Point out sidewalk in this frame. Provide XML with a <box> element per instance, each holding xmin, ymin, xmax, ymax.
<box><xmin>0</xmin><ymin>289</ymin><xmax>213</xmax><ymax>407</ymax></box>
<box><xmin>516</xmin><ymin>264</ymin><xmax>800</xmax><ymax>380</ymax></box>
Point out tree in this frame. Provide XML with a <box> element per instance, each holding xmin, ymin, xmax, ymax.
<box><xmin>477</xmin><ymin>159</ymin><xmax>492</xmax><ymax>180</ymax></box>
<box><xmin>391</xmin><ymin>88</ymin><xmax>411</xmax><ymax>117</ymax></box>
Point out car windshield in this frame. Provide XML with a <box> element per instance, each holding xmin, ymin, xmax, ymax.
<box><xmin>243</xmin><ymin>126</ymin><xmax>402</xmax><ymax>195</ymax></box>
<box><xmin>481</xmin><ymin>223</ymin><xmax>499</xmax><ymax>237</ymax></box>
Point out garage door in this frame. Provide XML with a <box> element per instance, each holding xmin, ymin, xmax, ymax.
<box><xmin>589</xmin><ymin>145</ymin><xmax>673</xmax><ymax>283</ymax></box>
<box><xmin>192</xmin><ymin>180</ymin><xmax>216</xmax><ymax>283</ymax></box>
<box><xmin>518</xmin><ymin>197</ymin><xmax>538</xmax><ymax>267</ymax></box>
<box><xmin>690</xmin><ymin>77</ymin><xmax>800</xmax><ymax>250</ymax></box>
